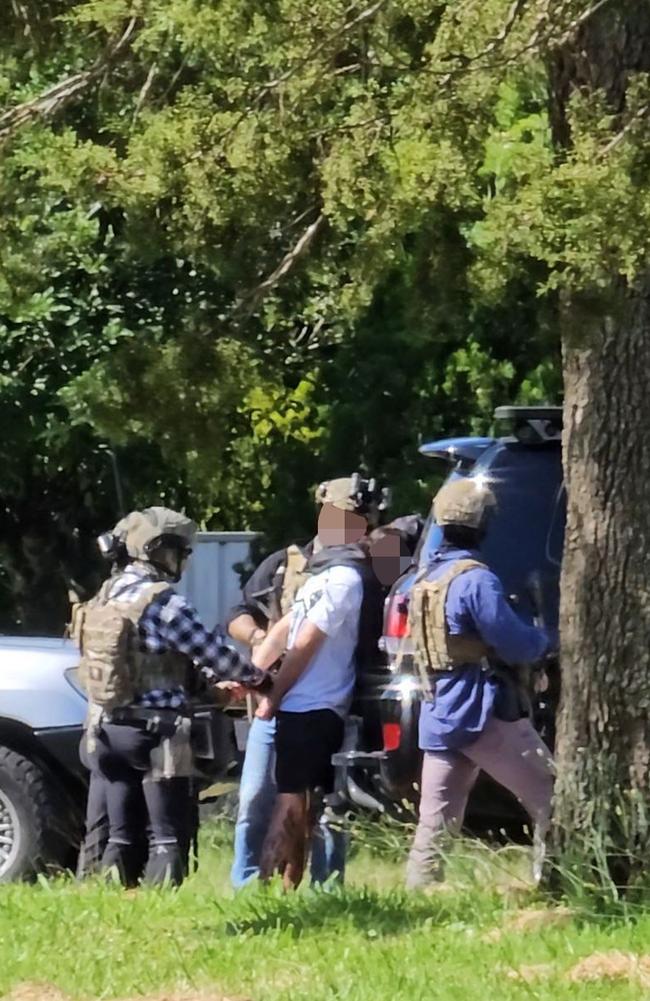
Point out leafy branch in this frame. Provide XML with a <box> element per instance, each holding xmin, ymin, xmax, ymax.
<box><xmin>235</xmin><ymin>214</ymin><xmax>327</xmax><ymax>320</ymax></box>
<box><xmin>0</xmin><ymin>16</ymin><xmax>138</xmax><ymax>143</ymax></box>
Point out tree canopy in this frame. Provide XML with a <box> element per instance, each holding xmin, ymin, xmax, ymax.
<box><xmin>8</xmin><ymin>0</ymin><xmax>640</xmax><ymax>628</ymax></box>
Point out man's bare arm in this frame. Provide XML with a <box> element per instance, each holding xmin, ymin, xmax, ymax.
<box><xmin>251</xmin><ymin>613</ymin><xmax>292</xmax><ymax>670</ymax></box>
<box><xmin>228</xmin><ymin>612</ymin><xmax>266</xmax><ymax>647</ymax></box>
<box><xmin>266</xmin><ymin>620</ymin><xmax>326</xmax><ymax>705</ymax></box>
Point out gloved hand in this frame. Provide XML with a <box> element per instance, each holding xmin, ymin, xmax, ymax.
<box><xmin>251</xmin><ymin>672</ymin><xmax>274</xmax><ymax>696</ymax></box>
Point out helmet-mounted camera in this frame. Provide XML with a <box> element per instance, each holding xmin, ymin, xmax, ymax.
<box><xmin>315</xmin><ymin>473</ymin><xmax>391</xmax><ymax>524</ymax></box>
<box><xmin>96</xmin><ymin>531</ymin><xmax>128</xmax><ymax>567</ymax></box>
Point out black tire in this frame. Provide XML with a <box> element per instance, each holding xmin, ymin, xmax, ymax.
<box><xmin>0</xmin><ymin>746</ymin><xmax>69</xmax><ymax>882</ymax></box>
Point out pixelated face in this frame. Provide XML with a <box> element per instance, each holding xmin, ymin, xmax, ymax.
<box><xmin>317</xmin><ymin>503</ymin><xmax>367</xmax><ymax>546</ymax></box>
<box><xmin>369</xmin><ymin>530</ymin><xmax>411</xmax><ymax>585</ymax></box>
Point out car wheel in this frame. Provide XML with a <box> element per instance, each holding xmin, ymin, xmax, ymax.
<box><xmin>0</xmin><ymin>746</ymin><xmax>67</xmax><ymax>882</ymax></box>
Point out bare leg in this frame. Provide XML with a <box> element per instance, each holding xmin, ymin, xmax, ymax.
<box><xmin>260</xmin><ymin>792</ymin><xmax>309</xmax><ymax>889</ymax></box>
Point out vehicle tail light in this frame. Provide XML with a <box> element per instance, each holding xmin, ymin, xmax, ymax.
<box><xmin>384</xmin><ymin>595</ymin><xmax>409</xmax><ymax>638</ymax></box>
<box><xmin>382</xmin><ymin>722</ymin><xmax>401</xmax><ymax>752</ymax></box>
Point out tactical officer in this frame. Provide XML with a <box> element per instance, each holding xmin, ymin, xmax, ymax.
<box><xmin>404</xmin><ymin>478</ymin><xmax>554</xmax><ymax>889</ymax></box>
<box><xmin>76</xmin><ymin>515</ymin><xmax>145</xmax><ymax>881</ymax></box>
<box><xmin>72</xmin><ymin>507</ymin><xmax>270</xmax><ymax>887</ymax></box>
<box><xmin>227</xmin><ymin>475</ymin><xmax>388</xmax><ymax>888</ymax></box>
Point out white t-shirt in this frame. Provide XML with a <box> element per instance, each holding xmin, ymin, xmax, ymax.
<box><xmin>280</xmin><ymin>564</ymin><xmax>364</xmax><ymax>717</ymax></box>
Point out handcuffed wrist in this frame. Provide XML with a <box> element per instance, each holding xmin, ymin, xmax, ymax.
<box><xmin>253</xmin><ymin>673</ymin><xmax>274</xmax><ymax>695</ymax></box>
<box><xmin>248</xmin><ymin>627</ymin><xmax>266</xmax><ymax>647</ymax></box>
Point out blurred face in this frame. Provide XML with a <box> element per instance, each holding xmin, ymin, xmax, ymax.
<box><xmin>317</xmin><ymin>503</ymin><xmax>367</xmax><ymax>547</ymax></box>
<box><xmin>369</xmin><ymin>531</ymin><xmax>411</xmax><ymax>586</ymax></box>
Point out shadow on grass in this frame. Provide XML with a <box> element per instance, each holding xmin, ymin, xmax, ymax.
<box><xmin>221</xmin><ymin>884</ymin><xmax>494</xmax><ymax>938</ymax></box>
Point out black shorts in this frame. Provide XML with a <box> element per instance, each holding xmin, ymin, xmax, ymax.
<box><xmin>275</xmin><ymin>709</ymin><xmax>345</xmax><ymax>795</ymax></box>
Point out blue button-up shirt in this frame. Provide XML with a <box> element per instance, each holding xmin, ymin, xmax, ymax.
<box><xmin>418</xmin><ymin>547</ymin><xmax>549</xmax><ymax>751</ymax></box>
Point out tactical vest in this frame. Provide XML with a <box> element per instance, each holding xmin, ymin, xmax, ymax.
<box><xmin>278</xmin><ymin>544</ymin><xmax>309</xmax><ymax>617</ymax></box>
<box><xmin>70</xmin><ymin>578</ymin><xmax>189</xmax><ymax>710</ymax></box>
<box><xmin>409</xmin><ymin>559</ymin><xmax>489</xmax><ymax>673</ymax></box>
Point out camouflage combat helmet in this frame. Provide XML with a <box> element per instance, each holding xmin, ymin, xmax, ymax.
<box><xmin>432</xmin><ymin>478</ymin><xmax>496</xmax><ymax>530</ymax></box>
<box><xmin>315</xmin><ymin>473</ymin><xmax>390</xmax><ymax>525</ymax></box>
<box><xmin>123</xmin><ymin>507</ymin><xmax>197</xmax><ymax>561</ymax></box>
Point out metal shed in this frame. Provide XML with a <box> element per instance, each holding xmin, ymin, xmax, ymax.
<box><xmin>175</xmin><ymin>531</ymin><xmax>260</xmax><ymax>631</ymax></box>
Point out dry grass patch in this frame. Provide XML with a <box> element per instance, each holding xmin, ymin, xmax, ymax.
<box><xmin>566</xmin><ymin>951</ymin><xmax>650</xmax><ymax>986</ymax></box>
<box><xmin>482</xmin><ymin>905</ymin><xmax>574</xmax><ymax>942</ymax></box>
<box><xmin>2</xmin><ymin>987</ymin><xmax>253</xmax><ymax>1001</ymax></box>
<box><xmin>2</xmin><ymin>986</ymin><xmax>69</xmax><ymax>1001</ymax></box>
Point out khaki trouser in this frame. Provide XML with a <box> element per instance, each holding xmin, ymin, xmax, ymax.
<box><xmin>406</xmin><ymin>716</ymin><xmax>554</xmax><ymax>888</ymax></box>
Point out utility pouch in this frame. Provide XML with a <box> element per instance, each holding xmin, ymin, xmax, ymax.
<box><xmin>190</xmin><ymin>707</ymin><xmax>223</xmax><ymax>760</ymax></box>
<box><xmin>147</xmin><ymin>717</ymin><xmax>192</xmax><ymax>781</ymax></box>
<box><xmin>491</xmin><ymin>667</ymin><xmax>528</xmax><ymax>722</ymax></box>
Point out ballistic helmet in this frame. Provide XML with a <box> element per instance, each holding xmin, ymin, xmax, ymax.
<box><xmin>433</xmin><ymin>478</ymin><xmax>496</xmax><ymax>530</ymax></box>
<box><xmin>123</xmin><ymin>507</ymin><xmax>197</xmax><ymax>561</ymax></box>
<box><xmin>315</xmin><ymin>474</ymin><xmax>390</xmax><ymax>526</ymax></box>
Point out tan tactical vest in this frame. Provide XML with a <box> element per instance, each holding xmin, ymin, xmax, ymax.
<box><xmin>278</xmin><ymin>544</ymin><xmax>310</xmax><ymax>616</ymax></box>
<box><xmin>70</xmin><ymin>579</ymin><xmax>189</xmax><ymax>710</ymax></box>
<box><xmin>409</xmin><ymin>559</ymin><xmax>490</xmax><ymax>673</ymax></box>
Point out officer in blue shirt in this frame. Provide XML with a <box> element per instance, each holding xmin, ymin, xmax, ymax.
<box><xmin>405</xmin><ymin>478</ymin><xmax>554</xmax><ymax>889</ymax></box>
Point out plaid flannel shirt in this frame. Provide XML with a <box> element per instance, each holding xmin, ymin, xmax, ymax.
<box><xmin>106</xmin><ymin>564</ymin><xmax>263</xmax><ymax>709</ymax></box>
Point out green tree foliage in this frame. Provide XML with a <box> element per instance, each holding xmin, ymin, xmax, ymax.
<box><xmin>1</xmin><ymin>0</ymin><xmax>570</xmax><ymax>630</ymax></box>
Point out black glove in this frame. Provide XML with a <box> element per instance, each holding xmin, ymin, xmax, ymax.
<box><xmin>252</xmin><ymin>673</ymin><xmax>274</xmax><ymax>696</ymax></box>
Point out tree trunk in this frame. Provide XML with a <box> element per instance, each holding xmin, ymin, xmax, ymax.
<box><xmin>552</xmin><ymin>2</ymin><xmax>650</xmax><ymax>885</ymax></box>
<box><xmin>555</xmin><ymin>288</ymin><xmax>650</xmax><ymax>884</ymax></box>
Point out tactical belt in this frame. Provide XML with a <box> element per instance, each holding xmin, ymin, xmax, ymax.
<box><xmin>105</xmin><ymin>706</ymin><xmax>188</xmax><ymax>731</ymax></box>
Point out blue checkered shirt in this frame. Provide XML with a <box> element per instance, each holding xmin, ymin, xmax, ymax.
<box><xmin>106</xmin><ymin>564</ymin><xmax>263</xmax><ymax>709</ymax></box>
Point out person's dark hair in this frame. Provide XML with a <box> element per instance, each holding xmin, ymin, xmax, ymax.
<box><xmin>442</xmin><ymin>524</ymin><xmax>484</xmax><ymax>549</ymax></box>
<box><xmin>384</xmin><ymin>514</ymin><xmax>424</xmax><ymax>556</ymax></box>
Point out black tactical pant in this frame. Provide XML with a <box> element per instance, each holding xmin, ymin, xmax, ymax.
<box><xmin>77</xmin><ymin>736</ymin><xmax>147</xmax><ymax>884</ymax></box>
<box><xmin>94</xmin><ymin>723</ymin><xmax>193</xmax><ymax>887</ymax></box>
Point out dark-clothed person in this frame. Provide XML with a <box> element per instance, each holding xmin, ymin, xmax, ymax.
<box><xmin>74</xmin><ymin>507</ymin><xmax>268</xmax><ymax>887</ymax></box>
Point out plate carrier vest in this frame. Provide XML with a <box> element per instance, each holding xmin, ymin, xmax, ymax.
<box><xmin>274</xmin><ymin>544</ymin><xmax>310</xmax><ymax>621</ymax></box>
<box><xmin>70</xmin><ymin>578</ymin><xmax>189</xmax><ymax>711</ymax></box>
<box><xmin>408</xmin><ymin>559</ymin><xmax>490</xmax><ymax>675</ymax></box>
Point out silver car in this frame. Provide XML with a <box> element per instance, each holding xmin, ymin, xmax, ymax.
<box><xmin>0</xmin><ymin>636</ymin><xmax>235</xmax><ymax>881</ymax></box>
<box><xmin>0</xmin><ymin>637</ymin><xmax>86</xmax><ymax>881</ymax></box>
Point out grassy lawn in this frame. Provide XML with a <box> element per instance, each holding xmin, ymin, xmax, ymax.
<box><xmin>1</xmin><ymin>819</ymin><xmax>649</xmax><ymax>1001</ymax></box>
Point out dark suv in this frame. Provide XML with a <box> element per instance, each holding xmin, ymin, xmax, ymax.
<box><xmin>333</xmin><ymin>406</ymin><xmax>564</xmax><ymax>823</ymax></box>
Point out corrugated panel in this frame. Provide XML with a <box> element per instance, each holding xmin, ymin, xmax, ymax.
<box><xmin>175</xmin><ymin>531</ymin><xmax>260</xmax><ymax>630</ymax></box>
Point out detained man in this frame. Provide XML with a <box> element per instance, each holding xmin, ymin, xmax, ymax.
<box><xmin>250</xmin><ymin>500</ymin><xmax>370</xmax><ymax>889</ymax></box>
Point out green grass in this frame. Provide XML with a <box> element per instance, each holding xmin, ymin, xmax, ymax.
<box><xmin>1</xmin><ymin>820</ymin><xmax>649</xmax><ymax>1001</ymax></box>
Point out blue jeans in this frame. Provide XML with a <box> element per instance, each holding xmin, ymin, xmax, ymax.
<box><xmin>230</xmin><ymin>717</ymin><xmax>347</xmax><ymax>888</ymax></box>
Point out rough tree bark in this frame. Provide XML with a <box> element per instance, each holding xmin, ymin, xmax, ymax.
<box><xmin>551</xmin><ymin>1</ymin><xmax>650</xmax><ymax>884</ymax></box>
